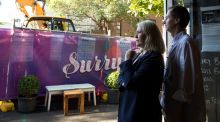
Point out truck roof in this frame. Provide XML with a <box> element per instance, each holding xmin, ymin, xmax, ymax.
<box><xmin>28</xmin><ymin>16</ymin><xmax>71</xmax><ymax>21</ymax></box>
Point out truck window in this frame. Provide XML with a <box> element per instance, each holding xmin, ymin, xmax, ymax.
<box><xmin>53</xmin><ymin>20</ymin><xmax>64</xmax><ymax>31</ymax></box>
<box><xmin>52</xmin><ymin>19</ymin><xmax>75</xmax><ymax>32</ymax></box>
<box><xmin>25</xmin><ymin>17</ymin><xmax>75</xmax><ymax>32</ymax></box>
<box><xmin>26</xmin><ymin>20</ymin><xmax>39</xmax><ymax>29</ymax></box>
<box><xmin>63</xmin><ymin>21</ymin><xmax>75</xmax><ymax>32</ymax></box>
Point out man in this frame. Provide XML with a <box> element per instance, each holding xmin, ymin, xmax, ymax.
<box><xmin>162</xmin><ymin>5</ymin><xmax>206</xmax><ymax>122</ymax></box>
<box><xmin>41</xmin><ymin>23</ymin><xmax>48</xmax><ymax>30</ymax></box>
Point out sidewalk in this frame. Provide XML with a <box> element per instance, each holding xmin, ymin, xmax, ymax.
<box><xmin>0</xmin><ymin>104</ymin><xmax>118</xmax><ymax>122</ymax></box>
<box><xmin>0</xmin><ymin>96</ymin><xmax>118</xmax><ymax>122</ymax></box>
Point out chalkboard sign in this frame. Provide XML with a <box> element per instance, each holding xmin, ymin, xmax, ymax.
<box><xmin>201</xmin><ymin>51</ymin><xmax>220</xmax><ymax>122</ymax></box>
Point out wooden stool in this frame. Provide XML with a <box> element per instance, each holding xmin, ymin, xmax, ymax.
<box><xmin>63</xmin><ymin>89</ymin><xmax>84</xmax><ymax>115</ymax></box>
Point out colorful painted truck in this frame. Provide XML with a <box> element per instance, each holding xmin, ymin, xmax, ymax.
<box><xmin>0</xmin><ymin>0</ymin><xmax>136</xmax><ymax>100</ymax></box>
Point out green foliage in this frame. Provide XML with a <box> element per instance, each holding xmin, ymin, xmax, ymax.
<box><xmin>46</xmin><ymin>0</ymin><xmax>133</xmax><ymax>34</ymax></box>
<box><xmin>177</xmin><ymin>0</ymin><xmax>184</xmax><ymax>5</ymax></box>
<box><xmin>18</xmin><ymin>75</ymin><xmax>40</xmax><ymax>97</ymax></box>
<box><xmin>104</xmin><ymin>71</ymin><xmax>119</xmax><ymax>89</ymax></box>
<box><xmin>128</xmin><ymin>0</ymin><xmax>164</xmax><ymax>17</ymax></box>
<box><xmin>46</xmin><ymin>0</ymin><xmax>164</xmax><ymax>34</ymax></box>
<box><xmin>47</xmin><ymin>0</ymin><xmax>130</xmax><ymax>20</ymax></box>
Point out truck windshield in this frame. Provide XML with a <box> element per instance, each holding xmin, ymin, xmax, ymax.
<box><xmin>25</xmin><ymin>17</ymin><xmax>76</xmax><ymax>32</ymax></box>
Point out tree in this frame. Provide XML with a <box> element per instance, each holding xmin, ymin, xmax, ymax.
<box><xmin>128</xmin><ymin>0</ymin><xmax>186</xmax><ymax>17</ymax></box>
<box><xmin>127</xmin><ymin>0</ymin><xmax>164</xmax><ymax>17</ymax></box>
<box><xmin>177</xmin><ymin>0</ymin><xmax>184</xmax><ymax>5</ymax></box>
<box><xmin>46</xmin><ymin>0</ymin><xmax>134</xmax><ymax>34</ymax></box>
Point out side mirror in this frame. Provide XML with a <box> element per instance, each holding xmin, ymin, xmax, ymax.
<box><xmin>13</xmin><ymin>19</ymin><xmax>25</xmax><ymax>29</ymax></box>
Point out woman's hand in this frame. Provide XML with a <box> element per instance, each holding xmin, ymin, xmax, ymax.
<box><xmin>125</xmin><ymin>48</ymin><xmax>141</xmax><ymax>61</ymax></box>
<box><xmin>125</xmin><ymin>50</ymin><xmax>136</xmax><ymax>60</ymax></box>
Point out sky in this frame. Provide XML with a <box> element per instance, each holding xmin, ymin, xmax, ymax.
<box><xmin>0</xmin><ymin>0</ymin><xmax>51</xmax><ymax>23</ymax></box>
<box><xmin>0</xmin><ymin>0</ymin><xmax>24</xmax><ymax>22</ymax></box>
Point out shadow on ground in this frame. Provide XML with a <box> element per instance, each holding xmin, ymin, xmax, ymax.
<box><xmin>0</xmin><ymin>96</ymin><xmax>118</xmax><ymax>122</ymax></box>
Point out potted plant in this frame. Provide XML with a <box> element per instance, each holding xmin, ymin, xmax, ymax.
<box><xmin>104</xmin><ymin>70</ymin><xmax>120</xmax><ymax>104</ymax></box>
<box><xmin>17</xmin><ymin>75</ymin><xmax>40</xmax><ymax>113</ymax></box>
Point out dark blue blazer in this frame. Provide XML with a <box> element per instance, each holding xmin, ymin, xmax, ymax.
<box><xmin>118</xmin><ymin>51</ymin><xmax>164</xmax><ymax>122</ymax></box>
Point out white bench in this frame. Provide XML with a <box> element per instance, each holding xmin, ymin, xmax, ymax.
<box><xmin>44</xmin><ymin>83</ymin><xmax>96</xmax><ymax>112</ymax></box>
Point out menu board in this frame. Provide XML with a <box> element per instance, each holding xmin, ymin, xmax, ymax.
<box><xmin>201</xmin><ymin>51</ymin><xmax>220</xmax><ymax>122</ymax></box>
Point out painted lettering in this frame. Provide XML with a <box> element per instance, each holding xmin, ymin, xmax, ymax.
<box><xmin>214</xmin><ymin>67</ymin><xmax>220</xmax><ymax>75</ymax></box>
<box><xmin>203</xmin><ymin>76</ymin><xmax>214</xmax><ymax>82</ymax></box>
<box><xmin>201</xmin><ymin>68</ymin><xmax>212</xmax><ymax>75</ymax></box>
<box><xmin>214</xmin><ymin>57</ymin><xmax>220</xmax><ymax>65</ymax></box>
<box><xmin>63</xmin><ymin>52</ymin><xmax>80</xmax><ymax>78</ymax></box>
<box><xmin>201</xmin><ymin>58</ymin><xmax>211</xmax><ymax>66</ymax></box>
<box><xmin>63</xmin><ymin>52</ymin><xmax>121</xmax><ymax>78</ymax></box>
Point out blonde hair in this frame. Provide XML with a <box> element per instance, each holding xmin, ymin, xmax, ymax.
<box><xmin>137</xmin><ymin>20</ymin><xmax>165</xmax><ymax>53</ymax></box>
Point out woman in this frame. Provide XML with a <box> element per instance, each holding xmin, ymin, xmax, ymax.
<box><xmin>118</xmin><ymin>20</ymin><xmax>165</xmax><ymax>122</ymax></box>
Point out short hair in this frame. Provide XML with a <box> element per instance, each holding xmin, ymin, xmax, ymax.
<box><xmin>137</xmin><ymin>20</ymin><xmax>165</xmax><ymax>54</ymax></box>
<box><xmin>169</xmin><ymin>5</ymin><xmax>190</xmax><ymax>29</ymax></box>
<box><xmin>42</xmin><ymin>23</ymin><xmax>47</xmax><ymax>27</ymax></box>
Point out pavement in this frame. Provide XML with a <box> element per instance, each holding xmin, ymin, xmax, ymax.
<box><xmin>0</xmin><ymin>96</ymin><xmax>118</xmax><ymax>122</ymax></box>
